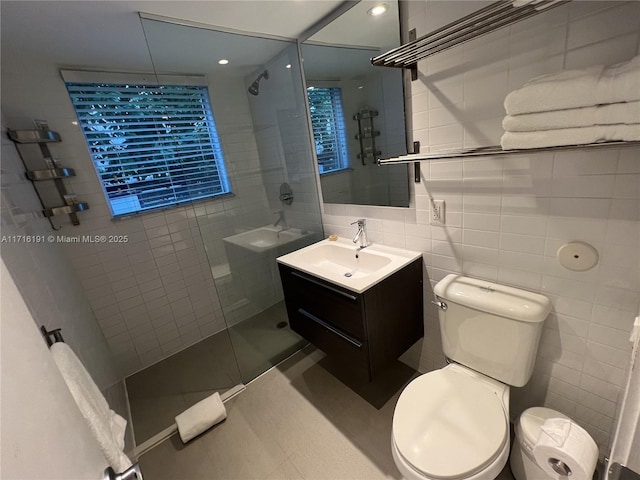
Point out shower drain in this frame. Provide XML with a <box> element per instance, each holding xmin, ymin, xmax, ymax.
<box><xmin>276</xmin><ymin>321</ymin><xmax>288</xmax><ymax>329</ymax></box>
<box><xmin>344</xmin><ymin>272</ymin><xmax>352</xmax><ymax>277</ymax></box>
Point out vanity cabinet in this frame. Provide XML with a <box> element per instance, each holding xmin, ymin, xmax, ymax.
<box><xmin>278</xmin><ymin>258</ymin><xmax>423</xmax><ymax>381</ymax></box>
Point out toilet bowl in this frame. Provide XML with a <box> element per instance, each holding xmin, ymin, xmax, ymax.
<box><xmin>392</xmin><ymin>364</ymin><xmax>510</xmax><ymax>480</ymax></box>
<box><xmin>391</xmin><ymin>275</ymin><xmax>551</xmax><ymax>480</ymax></box>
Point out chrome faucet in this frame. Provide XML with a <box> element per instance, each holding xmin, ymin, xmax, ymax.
<box><xmin>351</xmin><ymin>218</ymin><xmax>368</xmax><ymax>250</ymax></box>
<box><xmin>273</xmin><ymin>210</ymin><xmax>287</xmax><ymax>230</ymax></box>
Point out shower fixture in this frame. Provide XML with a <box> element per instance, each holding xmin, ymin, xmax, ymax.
<box><xmin>248</xmin><ymin>70</ymin><xmax>269</xmax><ymax>96</ymax></box>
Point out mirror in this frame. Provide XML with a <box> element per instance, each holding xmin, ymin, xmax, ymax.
<box><xmin>302</xmin><ymin>0</ymin><xmax>409</xmax><ymax>207</ymax></box>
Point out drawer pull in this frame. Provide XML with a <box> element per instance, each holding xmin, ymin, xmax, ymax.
<box><xmin>291</xmin><ymin>271</ymin><xmax>357</xmax><ymax>301</ymax></box>
<box><xmin>297</xmin><ymin>308</ymin><xmax>363</xmax><ymax>348</ymax></box>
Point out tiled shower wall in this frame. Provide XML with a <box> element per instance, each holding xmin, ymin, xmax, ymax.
<box><xmin>0</xmin><ymin>114</ymin><xmax>119</xmax><ymax>391</ymax></box>
<box><xmin>323</xmin><ymin>0</ymin><xmax>640</xmax><ymax>454</ymax></box>
<box><xmin>60</xmin><ymin>74</ymin><xmax>268</xmax><ymax>376</ymax></box>
<box><xmin>2</xmin><ymin>62</ymin><xmax>269</xmax><ymax>375</ymax></box>
<box><xmin>247</xmin><ymin>44</ymin><xmax>323</xmax><ymax>235</ymax></box>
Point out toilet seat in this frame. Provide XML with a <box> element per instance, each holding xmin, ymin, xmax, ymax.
<box><xmin>392</xmin><ymin>366</ymin><xmax>509</xmax><ymax>479</ymax></box>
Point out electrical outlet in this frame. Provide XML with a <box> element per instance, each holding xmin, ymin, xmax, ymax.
<box><xmin>431</xmin><ymin>199</ymin><xmax>445</xmax><ymax>225</ymax></box>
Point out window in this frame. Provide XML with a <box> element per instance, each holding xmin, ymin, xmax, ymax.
<box><xmin>65</xmin><ymin>75</ymin><xmax>231</xmax><ymax>217</ymax></box>
<box><xmin>306</xmin><ymin>86</ymin><xmax>349</xmax><ymax>174</ymax></box>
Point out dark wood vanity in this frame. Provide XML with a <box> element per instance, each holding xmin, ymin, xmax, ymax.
<box><xmin>278</xmin><ymin>258</ymin><xmax>423</xmax><ymax>381</ymax></box>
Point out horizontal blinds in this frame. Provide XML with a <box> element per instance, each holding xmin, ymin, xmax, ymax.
<box><xmin>307</xmin><ymin>87</ymin><xmax>349</xmax><ymax>174</ymax></box>
<box><xmin>66</xmin><ymin>82</ymin><xmax>230</xmax><ymax>216</ymax></box>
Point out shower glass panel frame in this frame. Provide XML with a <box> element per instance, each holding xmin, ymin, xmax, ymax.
<box><xmin>128</xmin><ymin>15</ymin><xmax>324</xmax><ymax>443</ymax></box>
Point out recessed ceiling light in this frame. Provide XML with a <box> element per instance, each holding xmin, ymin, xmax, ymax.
<box><xmin>286</xmin><ymin>64</ymin><xmax>292</xmax><ymax>69</ymax></box>
<box><xmin>368</xmin><ymin>3</ymin><xmax>389</xmax><ymax>16</ymax></box>
<box><xmin>218</xmin><ymin>59</ymin><xmax>229</xmax><ymax>65</ymax></box>
<box><xmin>357</xmin><ymin>85</ymin><xmax>364</xmax><ymax>90</ymax></box>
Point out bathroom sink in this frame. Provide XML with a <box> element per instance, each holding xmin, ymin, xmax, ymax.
<box><xmin>277</xmin><ymin>238</ymin><xmax>422</xmax><ymax>293</ymax></box>
<box><xmin>223</xmin><ymin>226</ymin><xmax>312</xmax><ymax>253</ymax></box>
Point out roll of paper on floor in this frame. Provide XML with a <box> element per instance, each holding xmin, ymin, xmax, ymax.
<box><xmin>175</xmin><ymin>392</ymin><xmax>227</xmax><ymax>443</ymax></box>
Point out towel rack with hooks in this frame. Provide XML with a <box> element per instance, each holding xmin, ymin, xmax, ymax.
<box><xmin>371</xmin><ymin>0</ymin><xmax>570</xmax><ymax>80</ymax></box>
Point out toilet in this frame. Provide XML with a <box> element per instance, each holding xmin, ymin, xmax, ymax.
<box><xmin>392</xmin><ymin>274</ymin><xmax>551</xmax><ymax>480</ymax></box>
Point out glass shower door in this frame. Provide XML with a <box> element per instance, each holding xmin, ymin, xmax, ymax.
<box><xmin>140</xmin><ymin>18</ymin><xmax>323</xmax><ymax>386</ymax></box>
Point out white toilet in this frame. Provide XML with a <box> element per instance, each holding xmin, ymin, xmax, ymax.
<box><xmin>392</xmin><ymin>274</ymin><xmax>552</xmax><ymax>480</ymax></box>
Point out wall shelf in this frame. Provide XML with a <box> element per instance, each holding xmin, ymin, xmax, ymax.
<box><xmin>26</xmin><ymin>168</ymin><xmax>76</xmax><ymax>181</ymax></box>
<box><xmin>8</xmin><ymin>129</ymin><xmax>61</xmax><ymax>143</ymax></box>
<box><xmin>7</xmin><ymin>128</ymin><xmax>89</xmax><ymax>228</ymax></box>
<box><xmin>354</xmin><ymin>109</ymin><xmax>381</xmax><ymax>165</ymax></box>
<box><xmin>371</xmin><ymin>0</ymin><xmax>570</xmax><ymax>80</ymax></box>
<box><xmin>43</xmin><ymin>202</ymin><xmax>90</xmax><ymax>218</ymax></box>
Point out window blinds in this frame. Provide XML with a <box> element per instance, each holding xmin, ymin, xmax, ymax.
<box><xmin>307</xmin><ymin>87</ymin><xmax>349</xmax><ymax>174</ymax></box>
<box><xmin>66</xmin><ymin>82</ymin><xmax>230</xmax><ymax>217</ymax></box>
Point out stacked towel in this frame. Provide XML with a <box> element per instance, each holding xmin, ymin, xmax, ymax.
<box><xmin>51</xmin><ymin>343</ymin><xmax>132</xmax><ymax>472</ymax></box>
<box><xmin>501</xmin><ymin>55</ymin><xmax>640</xmax><ymax>149</ymax></box>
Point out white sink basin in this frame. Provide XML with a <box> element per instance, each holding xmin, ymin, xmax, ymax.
<box><xmin>223</xmin><ymin>226</ymin><xmax>312</xmax><ymax>253</ymax></box>
<box><xmin>277</xmin><ymin>238</ymin><xmax>422</xmax><ymax>293</ymax></box>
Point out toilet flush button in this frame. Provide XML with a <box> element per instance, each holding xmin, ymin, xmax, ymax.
<box><xmin>557</xmin><ymin>241</ymin><xmax>599</xmax><ymax>271</ymax></box>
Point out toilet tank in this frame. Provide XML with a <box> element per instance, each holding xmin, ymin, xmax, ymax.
<box><xmin>433</xmin><ymin>275</ymin><xmax>551</xmax><ymax>387</ymax></box>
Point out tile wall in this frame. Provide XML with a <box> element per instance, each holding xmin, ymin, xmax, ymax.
<box><xmin>2</xmin><ymin>63</ymin><xmax>267</xmax><ymax>376</ymax></box>
<box><xmin>0</xmin><ymin>114</ymin><xmax>119</xmax><ymax>391</ymax></box>
<box><xmin>323</xmin><ymin>0</ymin><xmax>640</xmax><ymax>454</ymax></box>
<box><xmin>2</xmin><ymin>35</ymin><xmax>322</xmax><ymax>378</ymax></box>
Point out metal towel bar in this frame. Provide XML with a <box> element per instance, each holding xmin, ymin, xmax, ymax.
<box><xmin>371</xmin><ymin>0</ymin><xmax>570</xmax><ymax>80</ymax></box>
<box><xmin>377</xmin><ymin>141</ymin><xmax>640</xmax><ymax>165</ymax></box>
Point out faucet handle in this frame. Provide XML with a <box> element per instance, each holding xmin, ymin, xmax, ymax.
<box><xmin>350</xmin><ymin>218</ymin><xmax>366</xmax><ymax>226</ymax></box>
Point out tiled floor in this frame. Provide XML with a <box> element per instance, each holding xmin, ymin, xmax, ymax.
<box><xmin>138</xmin><ymin>346</ymin><xmax>516</xmax><ymax>480</ymax></box>
<box><xmin>229</xmin><ymin>301</ymin><xmax>306</xmax><ymax>382</ymax></box>
<box><xmin>127</xmin><ymin>302</ymin><xmax>305</xmax><ymax>443</ymax></box>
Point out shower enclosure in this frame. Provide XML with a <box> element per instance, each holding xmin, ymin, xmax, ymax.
<box><xmin>125</xmin><ymin>16</ymin><xmax>324</xmax><ymax>444</ymax></box>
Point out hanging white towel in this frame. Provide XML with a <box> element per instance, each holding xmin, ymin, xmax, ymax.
<box><xmin>504</xmin><ymin>55</ymin><xmax>640</xmax><ymax>115</ymax></box>
<box><xmin>503</xmin><ymin>101</ymin><xmax>640</xmax><ymax>132</ymax></box>
<box><xmin>51</xmin><ymin>342</ymin><xmax>132</xmax><ymax>472</ymax></box>
<box><xmin>500</xmin><ymin>123</ymin><xmax>640</xmax><ymax>150</ymax></box>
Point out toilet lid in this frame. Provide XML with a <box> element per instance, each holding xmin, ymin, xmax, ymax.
<box><xmin>393</xmin><ymin>368</ymin><xmax>508</xmax><ymax>479</ymax></box>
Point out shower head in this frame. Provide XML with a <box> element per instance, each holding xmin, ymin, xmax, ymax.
<box><xmin>248</xmin><ymin>70</ymin><xmax>269</xmax><ymax>96</ymax></box>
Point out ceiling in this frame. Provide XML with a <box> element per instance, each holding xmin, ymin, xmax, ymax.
<box><xmin>0</xmin><ymin>1</ymin><xmax>345</xmax><ymax>75</ymax></box>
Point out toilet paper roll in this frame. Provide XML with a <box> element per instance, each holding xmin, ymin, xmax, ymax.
<box><xmin>533</xmin><ymin>419</ymin><xmax>598</xmax><ymax>480</ymax></box>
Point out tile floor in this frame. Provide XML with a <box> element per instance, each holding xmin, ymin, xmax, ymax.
<box><xmin>127</xmin><ymin>302</ymin><xmax>306</xmax><ymax>443</ymax></box>
<box><xmin>138</xmin><ymin>346</ymin><xmax>516</xmax><ymax>480</ymax></box>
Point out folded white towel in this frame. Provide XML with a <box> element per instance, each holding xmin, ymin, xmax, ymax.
<box><xmin>503</xmin><ymin>101</ymin><xmax>640</xmax><ymax>132</ymax></box>
<box><xmin>176</xmin><ymin>392</ymin><xmax>227</xmax><ymax>443</ymax></box>
<box><xmin>51</xmin><ymin>343</ymin><xmax>131</xmax><ymax>472</ymax></box>
<box><xmin>505</xmin><ymin>55</ymin><xmax>640</xmax><ymax>115</ymax></box>
<box><xmin>501</xmin><ymin>123</ymin><xmax>640</xmax><ymax>149</ymax></box>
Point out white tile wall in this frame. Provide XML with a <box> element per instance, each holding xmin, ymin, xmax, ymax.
<box><xmin>65</xmin><ymin>72</ymin><xmax>280</xmax><ymax>375</ymax></box>
<box><xmin>323</xmin><ymin>0</ymin><xmax>640</xmax><ymax>454</ymax></box>
<box><xmin>1</xmin><ymin>68</ymin><xmax>266</xmax><ymax>376</ymax></box>
<box><xmin>2</xmin><ymin>31</ymin><xmax>324</xmax><ymax>377</ymax></box>
<box><xmin>0</xmin><ymin>115</ymin><xmax>119</xmax><ymax>391</ymax></box>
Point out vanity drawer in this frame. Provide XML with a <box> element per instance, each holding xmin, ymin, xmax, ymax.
<box><xmin>279</xmin><ymin>265</ymin><xmax>365</xmax><ymax>340</ymax></box>
<box><xmin>290</xmin><ymin>307</ymin><xmax>369</xmax><ymax>376</ymax></box>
